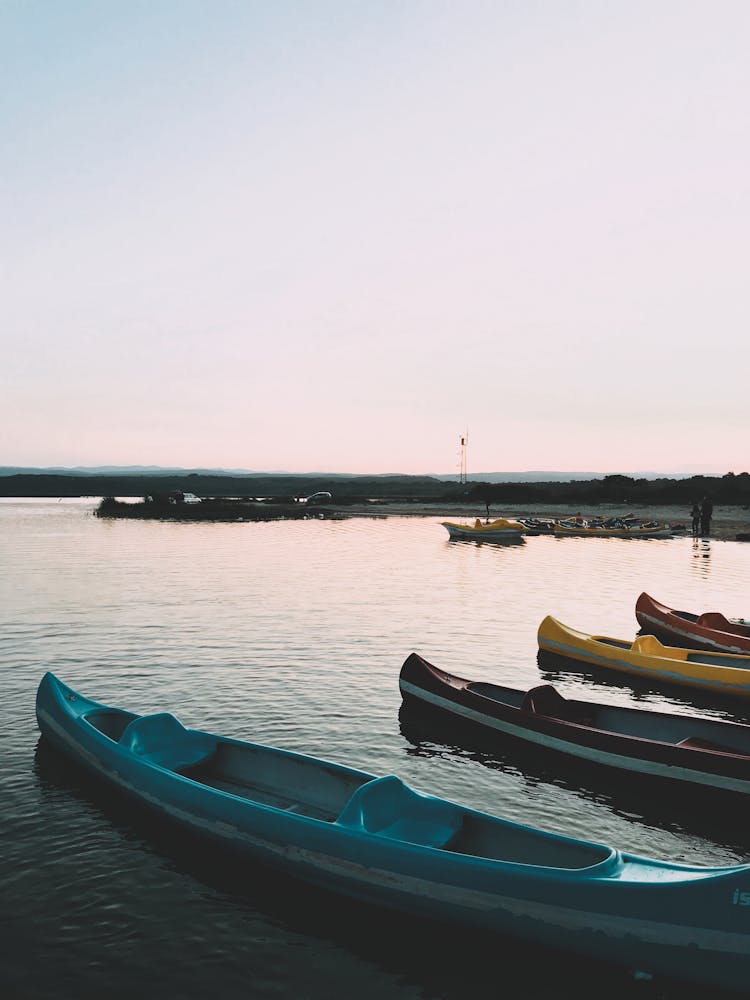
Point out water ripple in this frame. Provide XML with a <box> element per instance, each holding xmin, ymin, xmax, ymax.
<box><xmin>3</xmin><ymin>502</ymin><xmax>750</xmax><ymax>998</ymax></box>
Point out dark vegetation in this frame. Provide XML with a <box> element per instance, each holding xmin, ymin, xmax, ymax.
<box><xmin>2</xmin><ymin>472</ymin><xmax>456</xmax><ymax>502</ymax></box>
<box><xmin>2</xmin><ymin>471</ymin><xmax>750</xmax><ymax>506</ymax></box>
<box><xmin>94</xmin><ymin>495</ymin><xmax>317</xmax><ymax>520</ymax></box>
<box><xmin>466</xmin><ymin>472</ymin><xmax>750</xmax><ymax>507</ymax></box>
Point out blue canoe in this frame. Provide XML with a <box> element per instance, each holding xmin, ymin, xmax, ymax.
<box><xmin>36</xmin><ymin>671</ymin><xmax>750</xmax><ymax>992</ymax></box>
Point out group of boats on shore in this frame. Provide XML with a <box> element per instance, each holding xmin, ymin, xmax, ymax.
<box><xmin>36</xmin><ymin>592</ymin><xmax>750</xmax><ymax>994</ymax></box>
<box><xmin>442</xmin><ymin>514</ymin><xmax>678</xmax><ymax>541</ymax></box>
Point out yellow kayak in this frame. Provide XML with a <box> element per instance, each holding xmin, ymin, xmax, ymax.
<box><xmin>442</xmin><ymin>517</ymin><xmax>526</xmax><ymax>541</ymax></box>
<box><xmin>537</xmin><ymin>615</ymin><xmax>750</xmax><ymax>698</ymax></box>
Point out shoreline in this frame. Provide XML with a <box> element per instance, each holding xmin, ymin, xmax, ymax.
<box><xmin>89</xmin><ymin>496</ymin><xmax>750</xmax><ymax>541</ymax></box>
<box><xmin>346</xmin><ymin>501</ymin><xmax>750</xmax><ymax>542</ymax></box>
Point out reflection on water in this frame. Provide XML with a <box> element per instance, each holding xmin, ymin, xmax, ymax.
<box><xmin>691</xmin><ymin>537</ymin><xmax>713</xmax><ymax>578</ymax></box>
<box><xmin>443</xmin><ymin>535</ymin><xmax>526</xmax><ymax>548</ymax></box>
<box><xmin>5</xmin><ymin>501</ymin><xmax>750</xmax><ymax>999</ymax></box>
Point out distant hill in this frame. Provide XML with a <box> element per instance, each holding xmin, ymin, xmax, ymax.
<box><xmin>0</xmin><ymin>465</ymin><xmax>283</xmax><ymax>477</ymax></box>
<box><xmin>0</xmin><ymin>466</ymin><xmax>416</xmax><ymax>479</ymax></box>
<box><xmin>0</xmin><ymin>470</ymin><xmax>455</xmax><ymax>500</ymax></box>
<box><xmin>0</xmin><ymin>466</ymin><xmax>727</xmax><ymax>481</ymax></box>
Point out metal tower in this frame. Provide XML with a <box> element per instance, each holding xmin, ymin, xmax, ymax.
<box><xmin>458</xmin><ymin>430</ymin><xmax>468</xmax><ymax>484</ymax></box>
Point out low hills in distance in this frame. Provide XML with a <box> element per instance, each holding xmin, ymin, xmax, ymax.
<box><xmin>0</xmin><ymin>465</ymin><xmax>733</xmax><ymax>481</ymax></box>
<box><xmin>1</xmin><ymin>466</ymin><xmax>749</xmax><ymax>506</ymax></box>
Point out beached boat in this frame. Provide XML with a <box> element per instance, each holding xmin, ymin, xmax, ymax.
<box><xmin>35</xmin><ymin>671</ymin><xmax>750</xmax><ymax>991</ymax></box>
<box><xmin>516</xmin><ymin>517</ymin><xmax>557</xmax><ymax>535</ymax></box>
<box><xmin>441</xmin><ymin>517</ymin><xmax>525</xmax><ymax>541</ymax></box>
<box><xmin>636</xmin><ymin>592</ymin><xmax>750</xmax><ymax>655</ymax></box>
<box><xmin>538</xmin><ymin>615</ymin><xmax>750</xmax><ymax>699</ymax></box>
<box><xmin>399</xmin><ymin>652</ymin><xmax>750</xmax><ymax>795</ymax></box>
<box><xmin>552</xmin><ymin>518</ymin><xmax>673</xmax><ymax>539</ymax></box>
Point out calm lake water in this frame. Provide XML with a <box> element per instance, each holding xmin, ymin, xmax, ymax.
<box><xmin>3</xmin><ymin>499</ymin><xmax>750</xmax><ymax>999</ymax></box>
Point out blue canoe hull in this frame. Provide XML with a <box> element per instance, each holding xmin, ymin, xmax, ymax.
<box><xmin>35</xmin><ymin>672</ymin><xmax>750</xmax><ymax>991</ymax></box>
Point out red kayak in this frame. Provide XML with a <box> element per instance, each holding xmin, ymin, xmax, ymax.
<box><xmin>635</xmin><ymin>592</ymin><xmax>750</xmax><ymax>654</ymax></box>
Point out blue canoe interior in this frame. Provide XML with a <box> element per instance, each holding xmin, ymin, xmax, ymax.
<box><xmin>35</xmin><ymin>671</ymin><xmax>750</xmax><ymax>992</ymax></box>
<box><xmin>38</xmin><ymin>672</ymin><xmax>620</xmax><ymax>867</ymax></box>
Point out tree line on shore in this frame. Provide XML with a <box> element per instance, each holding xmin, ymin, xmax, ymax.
<box><xmin>2</xmin><ymin>471</ymin><xmax>749</xmax><ymax>506</ymax></box>
<box><xmin>466</xmin><ymin>472</ymin><xmax>750</xmax><ymax>507</ymax></box>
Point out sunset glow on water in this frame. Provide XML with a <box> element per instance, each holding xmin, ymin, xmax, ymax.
<box><xmin>4</xmin><ymin>500</ymin><xmax>750</xmax><ymax>998</ymax></box>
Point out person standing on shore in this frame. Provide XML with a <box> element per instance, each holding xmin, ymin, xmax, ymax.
<box><xmin>700</xmin><ymin>496</ymin><xmax>714</xmax><ymax>535</ymax></box>
<box><xmin>690</xmin><ymin>501</ymin><xmax>701</xmax><ymax>535</ymax></box>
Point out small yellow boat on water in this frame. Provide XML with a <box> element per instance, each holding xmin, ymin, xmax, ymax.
<box><xmin>441</xmin><ymin>517</ymin><xmax>526</xmax><ymax>542</ymax></box>
<box><xmin>537</xmin><ymin>615</ymin><xmax>750</xmax><ymax>698</ymax></box>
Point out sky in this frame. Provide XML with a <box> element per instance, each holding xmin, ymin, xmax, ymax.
<box><xmin>3</xmin><ymin>0</ymin><xmax>749</xmax><ymax>476</ymax></box>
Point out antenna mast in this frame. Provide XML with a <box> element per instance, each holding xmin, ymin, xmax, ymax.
<box><xmin>458</xmin><ymin>429</ymin><xmax>468</xmax><ymax>485</ymax></box>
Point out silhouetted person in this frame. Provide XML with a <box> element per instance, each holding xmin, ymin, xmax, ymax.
<box><xmin>700</xmin><ymin>496</ymin><xmax>714</xmax><ymax>535</ymax></box>
<box><xmin>690</xmin><ymin>501</ymin><xmax>701</xmax><ymax>536</ymax></box>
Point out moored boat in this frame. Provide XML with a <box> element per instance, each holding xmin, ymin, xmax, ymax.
<box><xmin>441</xmin><ymin>517</ymin><xmax>525</xmax><ymax>541</ymax></box>
<box><xmin>34</xmin><ymin>671</ymin><xmax>750</xmax><ymax>991</ymax></box>
<box><xmin>538</xmin><ymin>615</ymin><xmax>750</xmax><ymax>698</ymax></box>
<box><xmin>399</xmin><ymin>652</ymin><xmax>750</xmax><ymax>796</ymax></box>
<box><xmin>635</xmin><ymin>592</ymin><xmax>750</xmax><ymax>654</ymax></box>
<box><xmin>515</xmin><ymin>517</ymin><xmax>557</xmax><ymax>535</ymax></box>
<box><xmin>552</xmin><ymin>518</ymin><xmax>673</xmax><ymax>539</ymax></box>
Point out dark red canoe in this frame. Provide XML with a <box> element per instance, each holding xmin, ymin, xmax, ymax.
<box><xmin>399</xmin><ymin>651</ymin><xmax>750</xmax><ymax>796</ymax></box>
<box><xmin>635</xmin><ymin>592</ymin><xmax>750</xmax><ymax>655</ymax></box>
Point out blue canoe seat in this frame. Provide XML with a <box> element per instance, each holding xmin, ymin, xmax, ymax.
<box><xmin>336</xmin><ymin>775</ymin><xmax>463</xmax><ymax>849</ymax></box>
<box><xmin>119</xmin><ymin>713</ymin><xmax>215</xmax><ymax>771</ymax></box>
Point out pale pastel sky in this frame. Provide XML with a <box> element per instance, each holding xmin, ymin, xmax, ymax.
<box><xmin>3</xmin><ymin>1</ymin><xmax>749</xmax><ymax>475</ymax></box>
